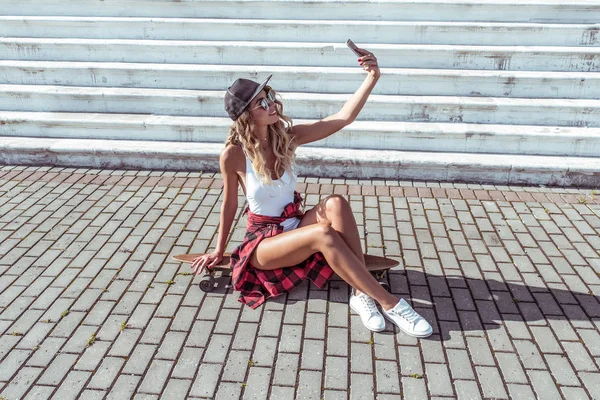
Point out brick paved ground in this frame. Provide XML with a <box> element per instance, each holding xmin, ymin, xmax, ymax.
<box><xmin>0</xmin><ymin>165</ymin><xmax>599</xmax><ymax>400</ymax></box>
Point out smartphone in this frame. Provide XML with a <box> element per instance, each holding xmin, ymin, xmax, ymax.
<box><xmin>345</xmin><ymin>39</ymin><xmax>363</xmax><ymax>57</ymax></box>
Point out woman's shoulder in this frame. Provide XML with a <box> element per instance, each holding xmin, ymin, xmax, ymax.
<box><xmin>220</xmin><ymin>144</ymin><xmax>245</xmax><ymax>172</ymax></box>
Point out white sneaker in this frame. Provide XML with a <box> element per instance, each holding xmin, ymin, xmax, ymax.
<box><xmin>349</xmin><ymin>289</ymin><xmax>385</xmax><ymax>332</ymax></box>
<box><xmin>382</xmin><ymin>299</ymin><xmax>433</xmax><ymax>338</ymax></box>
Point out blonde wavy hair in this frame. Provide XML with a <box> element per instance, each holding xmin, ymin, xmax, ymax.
<box><xmin>225</xmin><ymin>86</ymin><xmax>296</xmax><ymax>185</ymax></box>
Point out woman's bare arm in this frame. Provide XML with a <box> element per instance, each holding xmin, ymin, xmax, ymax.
<box><xmin>214</xmin><ymin>147</ymin><xmax>239</xmax><ymax>255</ymax></box>
<box><xmin>191</xmin><ymin>146</ymin><xmax>240</xmax><ymax>274</ymax></box>
<box><xmin>292</xmin><ymin>49</ymin><xmax>380</xmax><ymax>146</ymax></box>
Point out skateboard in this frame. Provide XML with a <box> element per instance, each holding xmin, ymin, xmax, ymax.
<box><xmin>173</xmin><ymin>253</ymin><xmax>399</xmax><ymax>293</ymax></box>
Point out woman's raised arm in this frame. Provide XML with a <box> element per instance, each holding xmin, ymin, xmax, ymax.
<box><xmin>292</xmin><ymin>48</ymin><xmax>380</xmax><ymax>146</ymax></box>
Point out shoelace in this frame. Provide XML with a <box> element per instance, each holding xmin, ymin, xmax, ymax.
<box><xmin>394</xmin><ymin>305</ymin><xmax>420</xmax><ymax>324</ymax></box>
<box><xmin>360</xmin><ymin>295</ymin><xmax>379</xmax><ymax>315</ymax></box>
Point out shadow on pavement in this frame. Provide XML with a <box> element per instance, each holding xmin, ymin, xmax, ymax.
<box><xmin>198</xmin><ymin>268</ymin><xmax>600</xmax><ymax>341</ymax></box>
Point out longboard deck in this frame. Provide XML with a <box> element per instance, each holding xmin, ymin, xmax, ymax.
<box><xmin>172</xmin><ymin>253</ymin><xmax>398</xmax><ymax>271</ymax></box>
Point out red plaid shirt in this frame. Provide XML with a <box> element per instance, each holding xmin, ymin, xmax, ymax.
<box><xmin>231</xmin><ymin>191</ymin><xmax>334</xmax><ymax>309</ymax></box>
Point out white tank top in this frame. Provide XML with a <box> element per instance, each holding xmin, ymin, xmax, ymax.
<box><xmin>244</xmin><ymin>152</ymin><xmax>300</xmax><ymax>232</ymax></box>
<box><xmin>245</xmin><ymin>155</ymin><xmax>297</xmax><ymax>216</ymax></box>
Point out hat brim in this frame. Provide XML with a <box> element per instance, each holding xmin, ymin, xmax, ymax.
<box><xmin>246</xmin><ymin>74</ymin><xmax>273</xmax><ymax>110</ymax></box>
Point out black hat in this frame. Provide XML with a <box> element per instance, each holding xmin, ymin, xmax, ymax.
<box><xmin>224</xmin><ymin>75</ymin><xmax>272</xmax><ymax>121</ymax></box>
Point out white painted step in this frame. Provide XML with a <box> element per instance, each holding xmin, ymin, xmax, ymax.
<box><xmin>2</xmin><ymin>62</ymin><xmax>599</xmax><ymax>99</ymax></box>
<box><xmin>2</xmin><ymin>39</ymin><xmax>598</xmax><ymax>71</ymax></box>
<box><xmin>2</xmin><ymin>0</ymin><xmax>599</xmax><ymax>23</ymax></box>
<box><xmin>1</xmin><ymin>17</ymin><xmax>598</xmax><ymax>46</ymax></box>
<box><xmin>2</xmin><ymin>86</ymin><xmax>597</xmax><ymax>127</ymax></box>
<box><xmin>2</xmin><ymin>136</ymin><xmax>599</xmax><ymax>186</ymax></box>
<box><xmin>2</xmin><ymin>112</ymin><xmax>600</xmax><ymax>157</ymax></box>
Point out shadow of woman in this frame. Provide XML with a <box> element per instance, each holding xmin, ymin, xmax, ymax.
<box><xmin>385</xmin><ymin>269</ymin><xmax>600</xmax><ymax>341</ymax></box>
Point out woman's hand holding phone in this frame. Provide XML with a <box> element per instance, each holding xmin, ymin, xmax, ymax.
<box><xmin>346</xmin><ymin>39</ymin><xmax>380</xmax><ymax>78</ymax></box>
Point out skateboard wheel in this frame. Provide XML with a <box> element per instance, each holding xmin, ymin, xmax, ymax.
<box><xmin>199</xmin><ymin>276</ymin><xmax>215</xmax><ymax>292</ymax></box>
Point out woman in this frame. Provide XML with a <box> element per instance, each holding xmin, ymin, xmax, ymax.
<box><xmin>191</xmin><ymin>48</ymin><xmax>432</xmax><ymax>337</ymax></box>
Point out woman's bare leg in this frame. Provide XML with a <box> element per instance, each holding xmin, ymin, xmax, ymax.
<box><xmin>298</xmin><ymin>195</ymin><xmax>367</xmax><ymax>295</ymax></box>
<box><xmin>299</xmin><ymin>195</ymin><xmax>364</xmax><ymax>261</ymax></box>
<box><xmin>251</xmin><ymin>222</ymin><xmax>398</xmax><ymax>310</ymax></box>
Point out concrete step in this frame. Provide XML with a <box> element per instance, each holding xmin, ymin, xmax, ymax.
<box><xmin>2</xmin><ymin>112</ymin><xmax>600</xmax><ymax>157</ymax></box>
<box><xmin>2</xmin><ymin>62</ymin><xmax>599</xmax><ymax>99</ymax></box>
<box><xmin>1</xmin><ymin>17</ymin><xmax>598</xmax><ymax>46</ymax></box>
<box><xmin>2</xmin><ymin>136</ymin><xmax>599</xmax><ymax>186</ymax></box>
<box><xmin>2</xmin><ymin>38</ymin><xmax>598</xmax><ymax>72</ymax></box>
<box><xmin>2</xmin><ymin>0</ymin><xmax>599</xmax><ymax>23</ymax></box>
<box><xmin>2</xmin><ymin>86</ymin><xmax>597</xmax><ymax>127</ymax></box>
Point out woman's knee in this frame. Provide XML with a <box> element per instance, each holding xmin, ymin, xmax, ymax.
<box><xmin>323</xmin><ymin>194</ymin><xmax>350</xmax><ymax>217</ymax></box>
<box><xmin>312</xmin><ymin>222</ymin><xmax>339</xmax><ymax>249</ymax></box>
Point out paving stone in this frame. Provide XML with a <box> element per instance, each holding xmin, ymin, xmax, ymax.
<box><xmin>475</xmin><ymin>366</ymin><xmax>508</xmax><ymax>399</ymax></box>
<box><xmin>402</xmin><ymin>376</ymin><xmax>428</xmax><ymax>400</ymax></box>
<box><xmin>548</xmin><ymin>318</ymin><xmax>579</xmax><ymax>341</ymax></box>
<box><xmin>162</xmin><ymin>379</ymin><xmax>192</xmax><ymax>400</ymax></box>
<box><xmin>327</xmin><ymin>327</ymin><xmax>349</xmax><ymax>357</ymax></box>
<box><xmin>122</xmin><ymin>343</ymin><xmax>156</xmax><ymax>375</ymax></box>
<box><xmin>529</xmin><ymin>326</ymin><xmax>563</xmax><ymax>353</ymax></box>
<box><xmin>425</xmin><ymin>363</ymin><xmax>453</xmax><ymax>397</ymax></box>
<box><xmin>559</xmin><ymin>386</ymin><xmax>591</xmax><ymax>400</ymax></box>
<box><xmin>272</xmin><ymin>353</ymin><xmax>299</xmax><ymax>386</ymax></box>
<box><xmin>138</xmin><ymin>359</ymin><xmax>173</xmax><ymax>394</ymax></box>
<box><xmin>258</xmin><ymin>310</ymin><xmax>283</xmax><ymax>337</ymax></box>
<box><xmin>268</xmin><ymin>385</ymin><xmax>295</xmax><ymax>400</ymax></box>
<box><xmin>579</xmin><ymin>372</ymin><xmax>600</xmax><ymax>399</ymax></box>
<box><xmin>109</xmin><ymin>328</ymin><xmax>142</xmax><ymax>357</ymax></box>
<box><xmin>51</xmin><ymin>370</ymin><xmax>91</xmax><ymax>400</ymax></box>
<box><xmin>23</xmin><ymin>385</ymin><xmax>57</xmax><ymax>400</ymax></box>
<box><xmin>141</xmin><ymin>318</ymin><xmax>171</xmax><ymax>345</ymax></box>
<box><xmin>36</xmin><ymin>352</ymin><xmax>77</xmax><ymax>385</ymax></box>
<box><xmin>155</xmin><ymin>331</ymin><xmax>186</xmax><ymax>360</ymax></box>
<box><xmin>186</xmin><ymin>320</ymin><xmax>215</xmax><ymax>347</ymax></box>
<box><xmin>87</xmin><ymin>357</ymin><xmax>126</xmax><ymax>389</ymax></box>
<box><xmin>454</xmin><ymin>380</ymin><xmax>482</xmax><ymax>400</ymax></box>
<box><xmin>447</xmin><ymin>349</ymin><xmax>475</xmax><ymax>380</ymax></box>
<box><xmin>466</xmin><ymin>337</ymin><xmax>495</xmax><ymax>366</ymax></box>
<box><xmin>545</xmin><ymin>353</ymin><xmax>580</xmax><ymax>386</ymax></box>
<box><xmin>26</xmin><ymin>337</ymin><xmax>65</xmax><ymax>368</ymax></box>
<box><xmin>106</xmin><ymin>374</ymin><xmax>140</xmax><ymax>400</ymax></box>
<box><xmin>243</xmin><ymin>366</ymin><xmax>272</xmax><ymax>400</ymax></box>
<box><xmin>496</xmin><ymin>352</ymin><xmax>528</xmax><ymax>384</ymax></box>
<box><xmin>189</xmin><ymin>363</ymin><xmax>223</xmax><ymax>398</ymax></box>
<box><xmin>421</xmin><ymin>337</ymin><xmax>446</xmax><ymax>363</ymax></box>
<box><xmin>563</xmin><ymin>341</ymin><xmax>598</xmax><ymax>372</ymax></box>
<box><xmin>375</xmin><ymin>360</ymin><xmax>401</xmax><ymax>394</ymax></box>
<box><xmin>203</xmin><ymin>334</ymin><xmax>232</xmax><ymax>364</ymax></box>
<box><xmin>323</xmin><ymin>389</ymin><xmax>347</xmax><ymax>400</ymax></box>
<box><xmin>232</xmin><ymin>322</ymin><xmax>259</xmax><ymax>350</ymax></box>
<box><xmin>303</xmin><ymin>339</ymin><xmax>325</xmax><ymax>371</ymax></box>
<box><xmin>75</xmin><ymin>340</ymin><xmax>111</xmax><ymax>371</ymax></box>
<box><xmin>328</xmin><ymin>301</ymin><xmax>349</xmax><ymax>328</ymax></box>
<box><xmin>579</xmin><ymin>329</ymin><xmax>600</xmax><ymax>357</ymax></box>
<box><xmin>278</xmin><ymin>324</ymin><xmax>303</xmax><ymax>353</ymax></box>
<box><xmin>171</xmin><ymin>347</ymin><xmax>203</xmax><ymax>379</ymax></box>
<box><xmin>349</xmin><ymin>373</ymin><xmax>373</xmax><ymax>400</ymax></box>
<box><xmin>297</xmin><ymin>370</ymin><xmax>322</xmax><ymax>400</ymax></box>
<box><xmin>222</xmin><ymin>350</ymin><xmax>251</xmax><ymax>382</ymax></box>
<box><xmin>398</xmin><ymin>346</ymin><xmax>424</xmax><ymax>376</ymax></box>
<box><xmin>513</xmin><ymin>340</ymin><xmax>545</xmax><ymax>369</ymax></box>
<box><xmin>252</xmin><ymin>336</ymin><xmax>278</xmax><ymax>367</ymax></box>
<box><xmin>325</xmin><ymin>356</ymin><xmax>348</xmax><ymax>390</ymax></box>
<box><xmin>0</xmin><ymin>366</ymin><xmax>43</xmax><ymax>400</ymax></box>
<box><xmin>527</xmin><ymin>369</ymin><xmax>563</xmax><ymax>399</ymax></box>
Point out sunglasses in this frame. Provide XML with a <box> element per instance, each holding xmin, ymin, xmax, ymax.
<box><xmin>251</xmin><ymin>89</ymin><xmax>277</xmax><ymax>111</ymax></box>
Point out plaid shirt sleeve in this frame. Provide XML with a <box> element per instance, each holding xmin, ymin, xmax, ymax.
<box><xmin>230</xmin><ymin>192</ymin><xmax>334</xmax><ymax>309</ymax></box>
